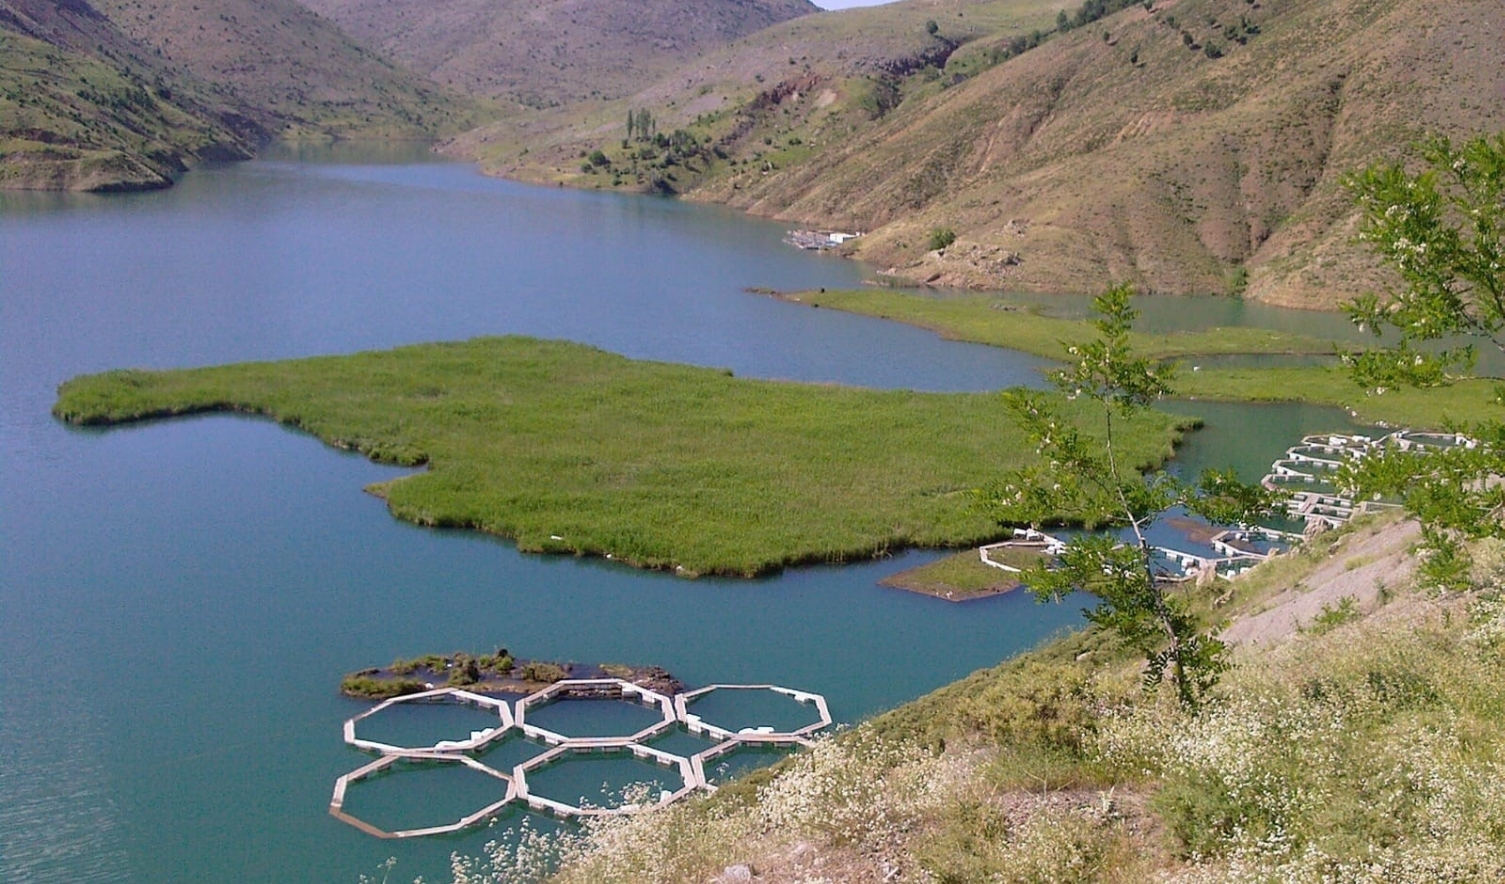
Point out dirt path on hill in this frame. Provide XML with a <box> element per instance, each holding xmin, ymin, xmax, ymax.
<box><xmin>1222</xmin><ymin>517</ymin><xmax>1420</xmax><ymax>648</ymax></box>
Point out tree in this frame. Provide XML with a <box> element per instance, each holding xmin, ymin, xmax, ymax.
<box><xmin>982</xmin><ymin>284</ymin><xmax>1275</xmax><ymax>709</ymax></box>
<box><xmin>1340</xmin><ymin>132</ymin><xmax>1505</xmax><ymax>589</ymax></box>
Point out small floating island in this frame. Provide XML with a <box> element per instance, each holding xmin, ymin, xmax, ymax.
<box><xmin>881</xmin><ymin>547</ymin><xmax>1050</xmax><ymax>601</ymax></box>
<box><xmin>341</xmin><ymin>648</ymin><xmax>684</xmax><ymax>699</ymax></box>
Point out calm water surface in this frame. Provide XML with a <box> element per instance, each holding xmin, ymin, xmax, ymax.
<box><xmin>1</xmin><ymin>154</ymin><xmax>1362</xmax><ymax>883</ymax></box>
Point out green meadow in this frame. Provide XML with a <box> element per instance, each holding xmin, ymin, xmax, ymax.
<box><xmin>54</xmin><ymin>336</ymin><xmax>1189</xmax><ymax>577</ymax></box>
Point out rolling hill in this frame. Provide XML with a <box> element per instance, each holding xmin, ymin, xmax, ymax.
<box><xmin>0</xmin><ymin>0</ymin><xmax>266</xmax><ymax>190</ymax></box>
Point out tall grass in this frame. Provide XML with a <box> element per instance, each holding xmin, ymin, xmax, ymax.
<box><xmin>53</xmin><ymin>336</ymin><xmax>1186</xmax><ymax>577</ymax></box>
<box><xmin>781</xmin><ymin>290</ymin><xmax>1498</xmax><ymax>428</ymax></box>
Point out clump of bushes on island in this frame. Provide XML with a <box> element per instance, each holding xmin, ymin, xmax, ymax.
<box><xmin>339</xmin><ymin>647</ymin><xmax>684</xmax><ymax>698</ymax></box>
<box><xmin>341</xmin><ymin>648</ymin><xmax>518</xmax><ymax>698</ymax></box>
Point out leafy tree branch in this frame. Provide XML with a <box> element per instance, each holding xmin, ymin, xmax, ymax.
<box><xmin>1341</xmin><ymin>132</ymin><xmax>1505</xmax><ymax>589</ymax></box>
<box><xmin>981</xmin><ymin>283</ymin><xmax>1275</xmax><ymax>709</ymax></box>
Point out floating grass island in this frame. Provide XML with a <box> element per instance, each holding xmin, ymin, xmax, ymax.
<box><xmin>52</xmin><ymin>336</ymin><xmax>1189</xmax><ymax>577</ymax></box>
<box><xmin>340</xmin><ymin>648</ymin><xmax>684</xmax><ymax>699</ymax></box>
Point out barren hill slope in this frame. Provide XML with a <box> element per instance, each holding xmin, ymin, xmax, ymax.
<box><xmin>297</xmin><ymin>0</ymin><xmax>819</xmax><ymax>107</ymax></box>
<box><xmin>0</xmin><ymin>0</ymin><xmax>265</xmax><ymax>190</ymax></box>
<box><xmin>86</xmin><ymin>0</ymin><xmax>478</xmax><ymax>141</ymax></box>
<box><xmin>459</xmin><ymin>0</ymin><xmax>1505</xmax><ymax>310</ymax></box>
<box><xmin>713</xmin><ymin>0</ymin><xmax>1505</xmax><ymax>309</ymax></box>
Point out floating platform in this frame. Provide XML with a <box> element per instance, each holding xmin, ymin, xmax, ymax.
<box><xmin>330</xmin><ymin>680</ymin><xmax>832</xmax><ymax>837</ymax></box>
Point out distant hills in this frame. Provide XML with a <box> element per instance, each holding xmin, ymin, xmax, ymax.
<box><xmin>1</xmin><ymin>0</ymin><xmax>259</xmax><ymax>190</ymax></box>
<box><xmin>297</xmin><ymin>0</ymin><xmax>819</xmax><ymax>107</ymax></box>
<box><xmin>0</xmin><ymin>0</ymin><xmax>819</xmax><ymax>191</ymax></box>
<box><xmin>0</xmin><ymin>0</ymin><xmax>476</xmax><ymax>190</ymax></box>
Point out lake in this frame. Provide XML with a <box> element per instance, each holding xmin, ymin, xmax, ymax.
<box><xmin>0</xmin><ymin>151</ymin><xmax>1364</xmax><ymax>883</ymax></box>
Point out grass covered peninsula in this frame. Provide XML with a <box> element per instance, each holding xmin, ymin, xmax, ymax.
<box><xmin>54</xmin><ymin>336</ymin><xmax>1189</xmax><ymax>577</ymax></box>
<box><xmin>772</xmin><ymin>289</ymin><xmax>1498</xmax><ymax>429</ymax></box>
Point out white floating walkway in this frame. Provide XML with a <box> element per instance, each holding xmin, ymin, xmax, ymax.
<box><xmin>329</xmin><ymin>680</ymin><xmax>832</xmax><ymax>837</ymax></box>
<box><xmin>1259</xmin><ymin>431</ymin><xmax>1453</xmax><ymax>532</ymax></box>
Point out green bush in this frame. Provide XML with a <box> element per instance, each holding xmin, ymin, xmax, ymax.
<box><xmin>520</xmin><ymin>661</ymin><xmax>567</xmax><ymax>683</ymax></box>
<box><xmin>340</xmin><ymin>675</ymin><xmax>427</xmax><ymax>698</ymax></box>
<box><xmin>927</xmin><ymin>227</ymin><xmax>957</xmax><ymax>251</ymax></box>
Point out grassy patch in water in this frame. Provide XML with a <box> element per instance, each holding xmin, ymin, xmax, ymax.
<box><xmin>880</xmin><ymin>548</ymin><xmax>1044</xmax><ymax>600</ymax></box>
<box><xmin>53</xmin><ymin>336</ymin><xmax>1188</xmax><ymax>577</ymax></box>
<box><xmin>774</xmin><ymin>289</ymin><xmax>1341</xmax><ymax>361</ymax></box>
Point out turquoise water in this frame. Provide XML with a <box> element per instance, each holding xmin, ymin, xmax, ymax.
<box><xmin>1</xmin><ymin>154</ymin><xmax>1365</xmax><ymax>883</ymax></box>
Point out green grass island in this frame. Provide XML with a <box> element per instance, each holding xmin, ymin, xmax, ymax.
<box><xmin>53</xmin><ymin>335</ymin><xmax>1190</xmax><ymax>578</ymax></box>
<box><xmin>768</xmin><ymin>288</ymin><xmax>1498</xmax><ymax>429</ymax></box>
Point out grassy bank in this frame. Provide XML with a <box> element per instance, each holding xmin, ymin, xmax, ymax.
<box><xmin>1179</xmin><ymin>366</ymin><xmax>1500</xmax><ymax>428</ymax></box>
<box><xmin>53</xmin><ymin>336</ymin><xmax>1187</xmax><ymax>577</ymax></box>
<box><xmin>773</xmin><ymin>289</ymin><xmax>1499</xmax><ymax>428</ymax></box>
<box><xmin>453</xmin><ymin>517</ymin><xmax>1505</xmax><ymax>883</ymax></box>
<box><xmin>769</xmin><ymin>289</ymin><xmax>1341</xmax><ymax>361</ymax></box>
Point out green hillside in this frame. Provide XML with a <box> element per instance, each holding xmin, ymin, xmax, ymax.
<box><xmin>0</xmin><ymin>0</ymin><xmax>481</xmax><ymax>190</ymax></box>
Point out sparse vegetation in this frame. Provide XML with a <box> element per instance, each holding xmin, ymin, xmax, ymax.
<box><xmin>340</xmin><ymin>674</ymin><xmax>427</xmax><ymax>699</ymax></box>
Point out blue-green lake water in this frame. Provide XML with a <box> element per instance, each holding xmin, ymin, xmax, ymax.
<box><xmin>2</xmin><ymin>153</ymin><xmax>1365</xmax><ymax>883</ymax></box>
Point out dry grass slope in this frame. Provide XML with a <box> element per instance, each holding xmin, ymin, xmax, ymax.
<box><xmin>298</xmin><ymin>0</ymin><xmax>819</xmax><ymax>107</ymax></box>
<box><xmin>713</xmin><ymin>0</ymin><xmax>1505</xmax><ymax>309</ymax></box>
<box><xmin>462</xmin><ymin>0</ymin><xmax>1505</xmax><ymax>310</ymax></box>
<box><xmin>85</xmin><ymin>0</ymin><xmax>479</xmax><ymax>140</ymax></box>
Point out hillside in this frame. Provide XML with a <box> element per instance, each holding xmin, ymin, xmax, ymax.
<box><xmin>450</xmin><ymin>515</ymin><xmax>1505</xmax><ymax>884</ymax></box>
<box><xmin>0</xmin><ymin>0</ymin><xmax>483</xmax><ymax>190</ymax></box>
<box><xmin>86</xmin><ymin>0</ymin><xmax>478</xmax><ymax>141</ymax></box>
<box><xmin>0</xmin><ymin>0</ymin><xmax>264</xmax><ymax>190</ymax></box>
<box><xmin>298</xmin><ymin>0</ymin><xmax>819</xmax><ymax>108</ymax></box>
<box><xmin>457</xmin><ymin>0</ymin><xmax>1505</xmax><ymax>310</ymax></box>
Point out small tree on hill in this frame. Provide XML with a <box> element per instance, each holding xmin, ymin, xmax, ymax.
<box><xmin>982</xmin><ymin>284</ymin><xmax>1275</xmax><ymax>709</ymax></box>
<box><xmin>1339</xmin><ymin>132</ymin><xmax>1505</xmax><ymax>590</ymax></box>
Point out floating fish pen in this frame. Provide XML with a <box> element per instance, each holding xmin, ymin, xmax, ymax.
<box><xmin>330</xmin><ymin>680</ymin><xmax>833</xmax><ymax>837</ymax></box>
<box><xmin>1259</xmin><ymin>430</ymin><xmax>1456</xmax><ymax>532</ymax></box>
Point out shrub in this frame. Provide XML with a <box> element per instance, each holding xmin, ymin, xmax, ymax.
<box><xmin>520</xmin><ymin>661</ymin><xmax>567</xmax><ymax>683</ymax></box>
<box><xmin>927</xmin><ymin>227</ymin><xmax>957</xmax><ymax>251</ymax></box>
<box><xmin>340</xmin><ymin>675</ymin><xmax>426</xmax><ymax>699</ymax></box>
